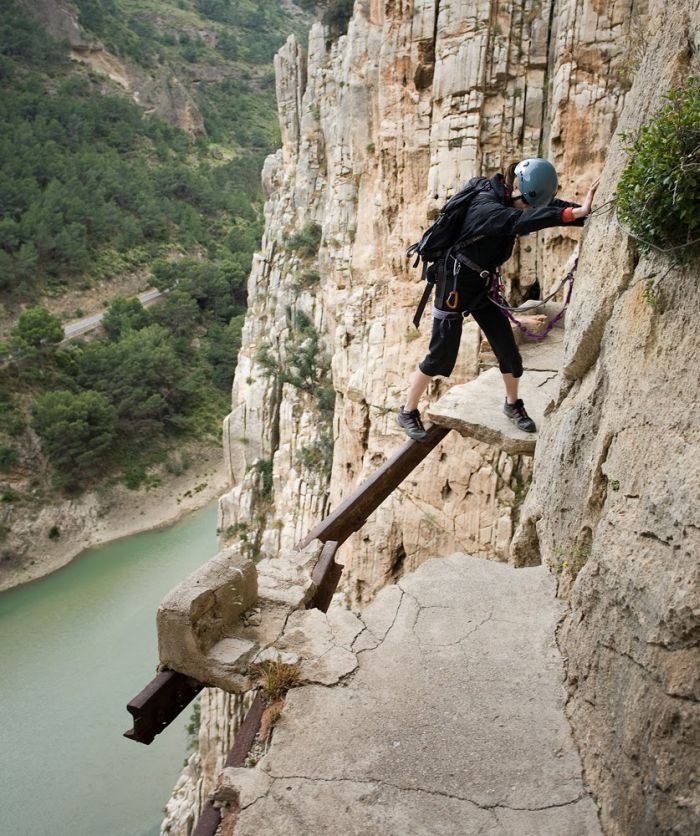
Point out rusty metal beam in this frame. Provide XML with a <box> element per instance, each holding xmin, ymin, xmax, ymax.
<box><xmin>300</xmin><ymin>423</ymin><xmax>451</xmax><ymax>548</ymax></box>
<box><xmin>124</xmin><ymin>669</ymin><xmax>203</xmax><ymax>745</ymax></box>
<box><xmin>225</xmin><ymin>693</ymin><xmax>266</xmax><ymax>768</ymax></box>
<box><xmin>192</xmin><ymin>693</ymin><xmax>266</xmax><ymax>836</ymax></box>
<box><xmin>308</xmin><ymin>540</ymin><xmax>343</xmax><ymax>613</ymax></box>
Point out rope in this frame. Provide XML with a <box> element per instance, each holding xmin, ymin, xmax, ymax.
<box><xmin>488</xmin><ymin>260</ymin><xmax>577</xmax><ymax>342</ymax></box>
<box><xmin>489</xmin><ymin>264</ymin><xmax>575</xmax><ymax>313</ymax></box>
<box><xmin>613</xmin><ymin>206</ymin><xmax>700</xmax><ymax>254</ymax></box>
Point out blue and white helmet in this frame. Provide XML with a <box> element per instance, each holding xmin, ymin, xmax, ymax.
<box><xmin>515</xmin><ymin>158</ymin><xmax>558</xmax><ymax>207</ymax></box>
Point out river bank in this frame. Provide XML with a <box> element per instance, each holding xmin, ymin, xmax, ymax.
<box><xmin>0</xmin><ymin>441</ymin><xmax>228</xmax><ymax>594</ymax></box>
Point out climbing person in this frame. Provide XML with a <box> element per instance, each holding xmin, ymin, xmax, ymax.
<box><xmin>398</xmin><ymin>158</ymin><xmax>600</xmax><ymax>441</ymax></box>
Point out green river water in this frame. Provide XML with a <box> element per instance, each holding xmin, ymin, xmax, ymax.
<box><xmin>0</xmin><ymin>502</ymin><xmax>219</xmax><ymax>836</ymax></box>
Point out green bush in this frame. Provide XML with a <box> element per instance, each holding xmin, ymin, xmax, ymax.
<box><xmin>297</xmin><ymin>430</ymin><xmax>333</xmax><ymax>475</ymax></box>
<box><xmin>32</xmin><ymin>389</ymin><xmax>117</xmax><ymax>487</ymax></box>
<box><xmin>0</xmin><ymin>444</ymin><xmax>18</xmax><ymax>472</ymax></box>
<box><xmin>617</xmin><ymin>77</ymin><xmax>700</xmax><ymax>258</ymax></box>
<box><xmin>286</xmin><ymin>222</ymin><xmax>322</xmax><ymax>258</ymax></box>
<box><xmin>254</xmin><ymin>458</ymin><xmax>274</xmax><ymax>499</ymax></box>
<box><xmin>122</xmin><ymin>462</ymin><xmax>147</xmax><ymax>490</ymax></box>
<box><xmin>102</xmin><ymin>297</ymin><xmax>152</xmax><ymax>340</ymax></box>
<box><xmin>186</xmin><ymin>699</ymin><xmax>201</xmax><ymax>751</ymax></box>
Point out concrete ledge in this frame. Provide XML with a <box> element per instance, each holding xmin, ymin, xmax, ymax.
<box><xmin>430</xmin><ymin>323</ymin><xmax>564</xmax><ymax>454</ymax></box>
<box><xmin>428</xmin><ymin>367</ymin><xmax>559</xmax><ymax>455</ymax></box>
<box><xmin>156</xmin><ymin>541</ymin><xmax>328</xmax><ymax>692</ymax></box>
<box><xmin>256</xmin><ymin>540</ymin><xmax>324</xmax><ymax>609</ymax></box>
<box><xmin>231</xmin><ymin>554</ymin><xmax>602</xmax><ymax>835</ymax></box>
<box><xmin>157</xmin><ymin>547</ymin><xmax>258</xmax><ymax>691</ymax></box>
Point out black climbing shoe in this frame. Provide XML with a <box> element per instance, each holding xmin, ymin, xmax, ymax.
<box><xmin>503</xmin><ymin>398</ymin><xmax>537</xmax><ymax>433</ymax></box>
<box><xmin>397</xmin><ymin>406</ymin><xmax>428</xmax><ymax>441</ymax></box>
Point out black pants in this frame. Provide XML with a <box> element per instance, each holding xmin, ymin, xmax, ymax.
<box><xmin>418</xmin><ymin>266</ymin><xmax>523</xmax><ymax>379</ymax></box>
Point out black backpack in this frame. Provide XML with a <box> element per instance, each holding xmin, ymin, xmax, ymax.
<box><xmin>406</xmin><ymin>181</ymin><xmax>479</xmax><ymax>265</ymax></box>
<box><xmin>406</xmin><ymin>181</ymin><xmax>482</xmax><ymax>326</ymax></box>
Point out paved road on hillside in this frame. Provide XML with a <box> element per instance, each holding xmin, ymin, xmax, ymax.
<box><xmin>61</xmin><ymin>288</ymin><xmax>165</xmax><ymax>342</ymax></box>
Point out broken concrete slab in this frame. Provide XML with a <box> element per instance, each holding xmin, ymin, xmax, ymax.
<box><xmin>234</xmin><ymin>776</ymin><xmax>496</xmax><ymax>836</ymax></box>
<box><xmin>157</xmin><ymin>547</ymin><xmax>257</xmax><ymax>689</ymax></box>
<box><xmin>233</xmin><ymin>554</ymin><xmax>602</xmax><ymax>835</ymax></box>
<box><xmin>156</xmin><ymin>541</ymin><xmax>330</xmax><ymax>691</ymax></box>
<box><xmin>351</xmin><ymin>584</ymin><xmax>404</xmax><ymax>653</ymax></box>
<box><xmin>256</xmin><ymin>540</ymin><xmax>325</xmax><ymax>609</ymax></box>
<box><xmin>220</xmin><ymin>766</ymin><xmax>272</xmax><ymax>809</ymax></box>
<box><xmin>428</xmin><ymin>368</ymin><xmax>559</xmax><ymax>454</ymax></box>
<box><xmin>264</xmin><ymin>603</ymin><xmax>363</xmax><ymax>686</ymax></box>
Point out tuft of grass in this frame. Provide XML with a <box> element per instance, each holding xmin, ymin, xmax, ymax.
<box><xmin>554</xmin><ymin>543</ymin><xmax>592</xmax><ymax>581</ymax></box>
<box><xmin>642</xmin><ymin>279</ymin><xmax>659</xmax><ymax>309</ymax></box>
<box><xmin>249</xmin><ymin>658</ymin><xmax>301</xmax><ymax>703</ymax></box>
<box><xmin>185</xmin><ymin>699</ymin><xmax>201</xmax><ymax>751</ymax></box>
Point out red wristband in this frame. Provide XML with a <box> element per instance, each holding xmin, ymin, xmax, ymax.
<box><xmin>561</xmin><ymin>207</ymin><xmax>576</xmax><ymax>223</ymax></box>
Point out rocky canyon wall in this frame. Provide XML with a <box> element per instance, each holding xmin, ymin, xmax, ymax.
<box><xmin>219</xmin><ymin>0</ymin><xmax>638</xmax><ymax>605</ymax></box>
<box><xmin>513</xmin><ymin>1</ymin><xmax>700</xmax><ymax>832</ymax></box>
<box><xmin>162</xmin><ymin>0</ymin><xmax>700</xmax><ymax>833</ymax></box>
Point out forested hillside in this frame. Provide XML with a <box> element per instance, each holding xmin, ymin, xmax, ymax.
<box><xmin>0</xmin><ymin>0</ymin><xmax>310</xmax><ymax>503</ymax></box>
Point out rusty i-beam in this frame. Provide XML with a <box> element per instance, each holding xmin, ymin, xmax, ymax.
<box><xmin>300</xmin><ymin>423</ymin><xmax>450</xmax><ymax>547</ymax></box>
<box><xmin>124</xmin><ymin>423</ymin><xmax>451</xmax><ymax>746</ymax></box>
<box><xmin>124</xmin><ymin>669</ymin><xmax>203</xmax><ymax>745</ymax></box>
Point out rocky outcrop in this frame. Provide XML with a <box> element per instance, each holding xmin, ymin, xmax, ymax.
<box><xmin>162</xmin><ymin>688</ymin><xmax>253</xmax><ymax>833</ymax></box>
<box><xmin>69</xmin><ymin>47</ymin><xmax>207</xmax><ymax>135</ymax></box>
<box><xmin>513</xmin><ymin>2</ymin><xmax>700</xmax><ymax>832</ymax></box>
<box><xmin>19</xmin><ymin>0</ymin><xmax>85</xmax><ymax>47</ymax></box>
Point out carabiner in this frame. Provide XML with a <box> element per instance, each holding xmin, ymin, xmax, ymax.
<box><xmin>446</xmin><ymin>290</ymin><xmax>459</xmax><ymax>310</ymax></box>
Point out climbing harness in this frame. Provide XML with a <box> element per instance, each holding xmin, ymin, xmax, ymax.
<box><xmin>413</xmin><ymin>246</ymin><xmax>579</xmax><ymax>339</ymax></box>
<box><xmin>427</xmin><ymin>251</ymin><xmax>492</xmax><ymax>323</ymax></box>
<box><xmin>411</xmin><ymin>236</ymin><xmax>484</xmax><ymax>327</ymax></box>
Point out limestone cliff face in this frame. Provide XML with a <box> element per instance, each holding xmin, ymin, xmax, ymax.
<box><xmin>220</xmin><ymin>0</ymin><xmax>638</xmax><ymax>603</ymax></box>
<box><xmin>513</xmin><ymin>2</ymin><xmax>700</xmax><ymax>832</ymax></box>
<box><xmin>163</xmin><ymin>1</ymin><xmax>700</xmax><ymax>834</ymax></box>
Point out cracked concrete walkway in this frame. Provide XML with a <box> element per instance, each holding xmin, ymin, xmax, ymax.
<box><xmin>231</xmin><ymin>555</ymin><xmax>602</xmax><ymax>835</ymax></box>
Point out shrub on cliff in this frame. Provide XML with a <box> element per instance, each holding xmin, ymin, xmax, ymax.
<box><xmin>617</xmin><ymin>77</ymin><xmax>700</xmax><ymax>258</ymax></box>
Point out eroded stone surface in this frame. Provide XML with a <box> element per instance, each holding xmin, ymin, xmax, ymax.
<box><xmin>511</xmin><ymin>4</ymin><xmax>700</xmax><ymax>832</ymax></box>
<box><xmin>265</xmin><ymin>602</ymin><xmax>364</xmax><ymax>686</ymax></box>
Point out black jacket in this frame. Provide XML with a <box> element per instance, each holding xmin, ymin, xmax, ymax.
<box><xmin>456</xmin><ymin>174</ymin><xmax>583</xmax><ymax>269</ymax></box>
